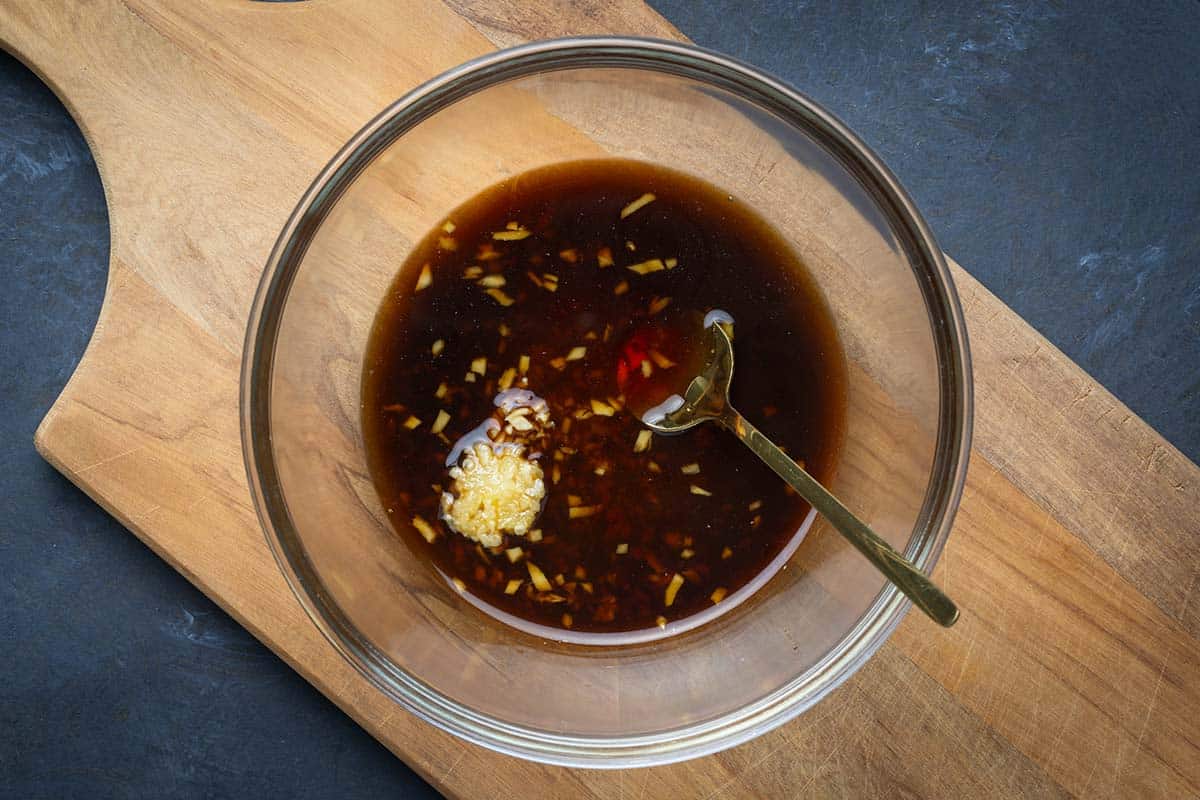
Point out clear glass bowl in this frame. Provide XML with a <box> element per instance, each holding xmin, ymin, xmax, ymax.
<box><xmin>241</xmin><ymin>38</ymin><xmax>972</xmax><ymax>767</ymax></box>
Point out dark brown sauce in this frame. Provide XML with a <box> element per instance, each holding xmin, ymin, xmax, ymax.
<box><xmin>363</xmin><ymin>159</ymin><xmax>847</xmax><ymax>641</ymax></box>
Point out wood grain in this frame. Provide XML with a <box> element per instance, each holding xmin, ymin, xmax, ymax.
<box><xmin>3</xmin><ymin>1</ymin><xmax>1197</xmax><ymax>797</ymax></box>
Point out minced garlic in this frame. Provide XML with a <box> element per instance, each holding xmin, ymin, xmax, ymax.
<box><xmin>440</xmin><ymin>442</ymin><xmax>545</xmax><ymax>548</ymax></box>
<box><xmin>439</xmin><ymin>390</ymin><xmax>552</xmax><ymax>548</ymax></box>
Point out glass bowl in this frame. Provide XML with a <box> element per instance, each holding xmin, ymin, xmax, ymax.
<box><xmin>241</xmin><ymin>37</ymin><xmax>972</xmax><ymax>768</ymax></box>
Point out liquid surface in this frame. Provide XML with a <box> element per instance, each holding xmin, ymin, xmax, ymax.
<box><xmin>363</xmin><ymin>159</ymin><xmax>846</xmax><ymax>640</ymax></box>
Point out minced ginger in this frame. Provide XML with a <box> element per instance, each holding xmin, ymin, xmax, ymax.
<box><xmin>440</xmin><ymin>390</ymin><xmax>552</xmax><ymax>547</ymax></box>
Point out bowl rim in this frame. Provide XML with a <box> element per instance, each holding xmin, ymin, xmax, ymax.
<box><xmin>240</xmin><ymin>35</ymin><xmax>973</xmax><ymax>768</ymax></box>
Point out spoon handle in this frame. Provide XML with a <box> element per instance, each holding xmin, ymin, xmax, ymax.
<box><xmin>719</xmin><ymin>410</ymin><xmax>959</xmax><ymax>627</ymax></box>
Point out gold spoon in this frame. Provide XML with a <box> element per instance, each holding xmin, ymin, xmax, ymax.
<box><xmin>640</xmin><ymin>322</ymin><xmax>959</xmax><ymax>627</ymax></box>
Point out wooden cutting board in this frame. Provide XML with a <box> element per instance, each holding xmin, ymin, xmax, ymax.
<box><xmin>5</xmin><ymin>2</ymin><xmax>1198</xmax><ymax>797</ymax></box>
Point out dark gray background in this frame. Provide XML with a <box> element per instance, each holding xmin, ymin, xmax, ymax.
<box><xmin>2</xmin><ymin>2</ymin><xmax>1196</xmax><ymax>797</ymax></box>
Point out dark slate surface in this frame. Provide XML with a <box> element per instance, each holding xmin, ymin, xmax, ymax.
<box><xmin>1</xmin><ymin>3</ymin><xmax>1196</xmax><ymax>798</ymax></box>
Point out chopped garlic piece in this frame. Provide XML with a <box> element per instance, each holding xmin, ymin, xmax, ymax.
<box><xmin>689</xmin><ymin>484</ymin><xmax>712</xmax><ymax>496</ymax></box>
<box><xmin>403</xmin><ymin>416</ymin><xmax>422</xmax><ymax>430</ymax></box>
<box><xmin>568</xmin><ymin>505</ymin><xmax>602</xmax><ymax>519</ymax></box>
<box><xmin>664</xmin><ymin>573</ymin><xmax>684</xmax><ymax>607</ymax></box>
<box><xmin>566</xmin><ymin>346</ymin><xmax>587</xmax><ymax>361</ymax></box>
<box><xmin>438</xmin><ymin>236</ymin><xmax>457</xmax><ymax>251</ymax></box>
<box><xmin>613</xmin><ymin>280</ymin><xmax>629</xmax><ymax>296</ymax></box>
<box><xmin>498</xmin><ymin>367</ymin><xmax>517</xmax><ymax>390</ymax></box>
<box><xmin>442</xmin><ymin>220</ymin><xmax>456</xmax><ymax>234</ymax></box>
<box><xmin>665</xmin><ymin>257</ymin><xmax>678</xmax><ymax>269</ymax></box>
<box><xmin>527</xmin><ymin>561</ymin><xmax>552</xmax><ymax>591</ymax></box>
<box><xmin>528</xmin><ymin>529</ymin><xmax>543</xmax><ymax>542</ymax></box>
<box><xmin>711</xmin><ymin>587</ymin><xmax>727</xmax><ymax>604</ymax></box>
<box><xmin>415</xmin><ymin>263</ymin><xmax>433</xmax><ymax>291</ymax></box>
<box><xmin>615</xmin><ymin>543</ymin><xmax>629</xmax><ymax>555</ymax></box>
<box><xmin>493</xmin><ymin>228</ymin><xmax>531</xmax><ymax>241</ymax></box>
<box><xmin>505</xmin><ymin>547</ymin><xmax>524</xmax><ymax>563</ymax></box>
<box><xmin>597</xmin><ymin>246</ymin><xmax>614</xmax><ymax>268</ymax></box>
<box><xmin>680</xmin><ymin>463</ymin><xmax>700</xmax><ymax>475</ymax></box>
<box><xmin>656</xmin><ymin>615</ymin><xmax>667</xmax><ymax>629</ymax></box>
<box><xmin>507</xmin><ymin>413</ymin><xmax>534</xmax><ymax>432</ymax></box>
<box><xmin>430</xmin><ymin>410</ymin><xmax>451</xmax><ymax>435</ymax></box>
<box><xmin>590</xmin><ymin>399</ymin><xmax>615</xmax><ymax>417</ymax></box>
<box><xmin>504</xmin><ymin>579</ymin><xmax>523</xmax><ymax>595</ymax></box>
<box><xmin>721</xmin><ymin>546</ymin><xmax>733</xmax><ymax>560</ymax></box>
<box><xmin>412</xmin><ymin>516</ymin><xmax>437</xmax><ymax>543</ymax></box>
<box><xmin>748</xmin><ymin>499</ymin><xmax>763</xmax><ymax>511</ymax></box>
<box><xmin>431</xmin><ymin>339</ymin><xmax>445</xmax><ymax>356</ymax></box>
<box><xmin>470</xmin><ymin>357</ymin><xmax>487</xmax><ymax>375</ymax></box>
<box><xmin>681</xmin><ymin>548</ymin><xmax>695</xmax><ymax>559</ymax></box>
<box><xmin>627</xmin><ymin>258</ymin><xmax>666</xmax><ymax>275</ymax></box>
<box><xmin>435</xmin><ymin>382</ymin><xmax>448</xmax><ymax>399</ymax></box>
<box><xmin>648</xmin><ymin>296</ymin><xmax>672</xmax><ymax>315</ymax></box>
<box><xmin>452</xmin><ymin>577</ymin><xmax>466</xmax><ymax>592</ymax></box>
<box><xmin>558</xmin><ymin>248</ymin><xmax>578</xmax><ymax>263</ymax></box>
<box><xmin>634</xmin><ymin>430</ymin><xmax>653</xmax><ymax>453</ymax></box>
<box><xmin>640</xmin><ymin>359</ymin><xmax>653</xmax><ymax>378</ymax></box>
<box><xmin>486</xmin><ymin>287</ymin><xmax>515</xmax><ymax>306</ymax></box>
<box><xmin>478</xmin><ymin>274</ymin><xmax>506</xmax><ymax>288</ymax></box>
<box><xmin>518</xmin><ymin>354</ymin><xmax>530</xmax><ymax>374</ymax></box>
<box><xmin>648</xmin><ymin>349</ymin><xmax>676</xmax><ymax>368</ymax></box>
<box><xmin>620</xmin><ymin>192</ymin><xmax>656</xmax><ymax>219</ymax></box>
